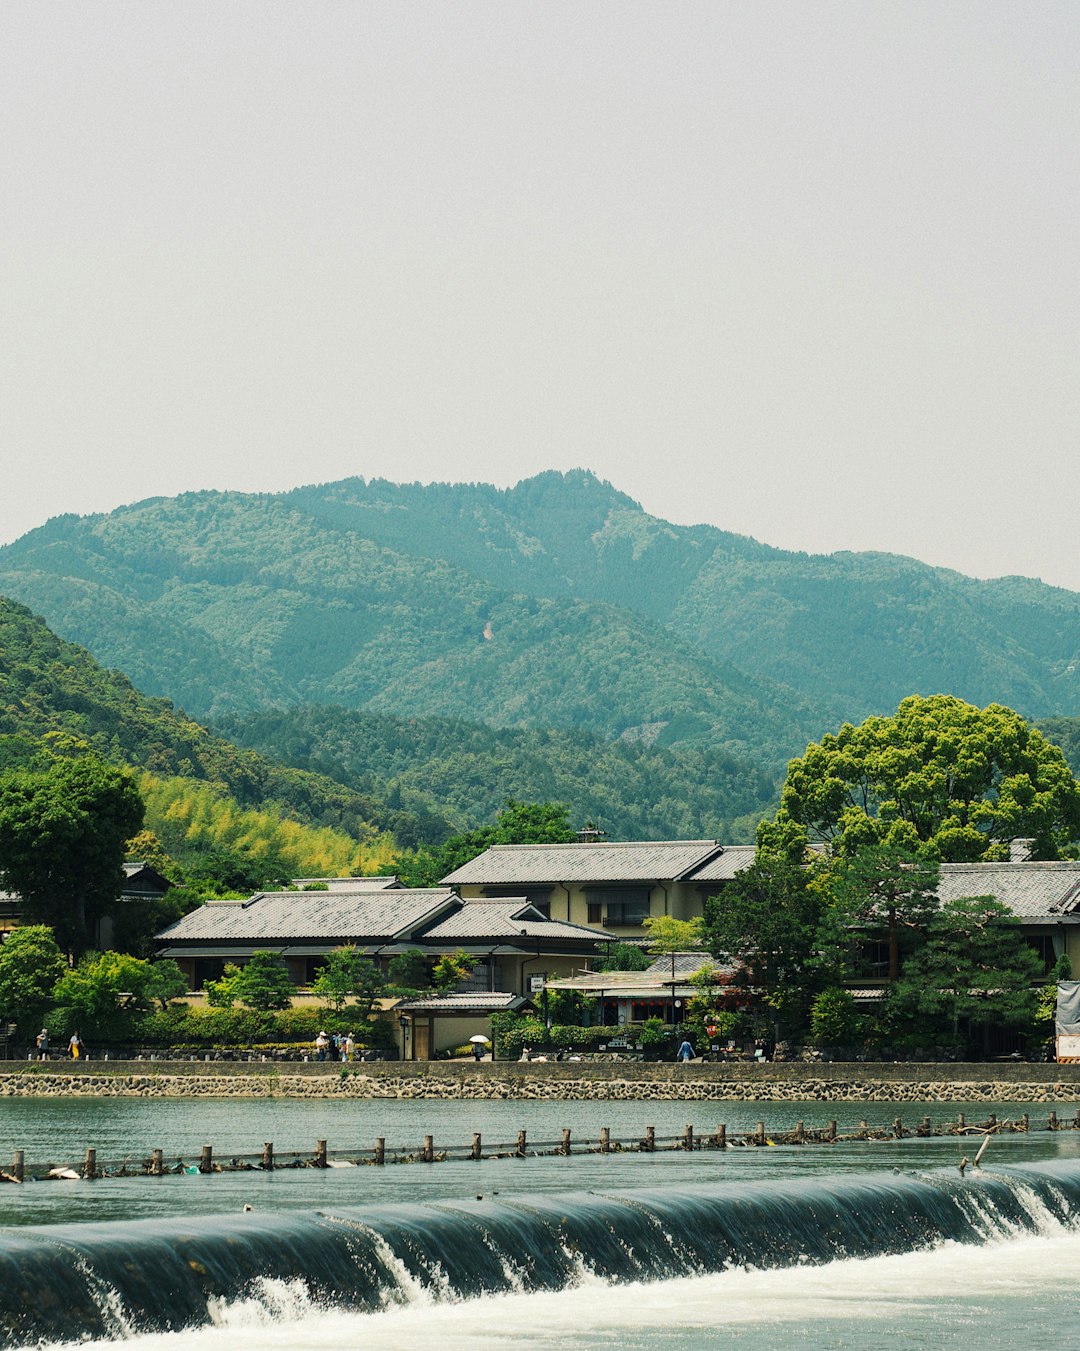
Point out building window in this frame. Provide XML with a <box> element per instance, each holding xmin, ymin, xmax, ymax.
<box><xmin>584</xmin><ymin>887</ymin><xmax>652</xmax><ymax>927</ymax></box>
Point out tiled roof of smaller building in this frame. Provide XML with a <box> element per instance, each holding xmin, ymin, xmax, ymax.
<box><xmin>937</xmin><ymin>861</ymin><xmax>1080</xmax><ymax>920</ymax></box>
<box><xmin>423</xmin><ymin>900</ymin><xmax>607</xmax><ymax>944</ymax></box>
<box><xmin>394</xmin><ymin>992</ymin><xmax>529</xmax><ymax>1013</ymax></box>
<box><xmin>442</xmin><ymin>840</ymin><xmax>724</xmax><ymax>886</ymax></box>
<box><xmin>685</xmin><ymin>846</ymin><xmax>757</xmax><ymax>883</ymax></box>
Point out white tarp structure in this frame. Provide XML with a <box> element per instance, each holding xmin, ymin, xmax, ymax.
<box><xmin>1055</xmin><ymin>981</ymin><xmax>1080</xmax><ymax>1060</ymax></box>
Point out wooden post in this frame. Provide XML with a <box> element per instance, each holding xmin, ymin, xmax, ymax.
<box><xmin>516</xmin><ymin>1129</ymin><xmax>527</xmax><ymax>1158</ymax></box>
<box><xmin>199</xmin><ymin>1145</ymin><xmax>213</xmax><ymax>1174</ymax></box>
<box><xmin>683</xmin><ymin>1123</ymin><xmax>694</xmax><ymax>1152</ymax></box>
<box><xmin>794</xmin><ymin>1120</ymin><xmax>805</xmax><ymax>1144</ymax></box>
<box><xmin>987</xmin><ymin>1113</ymin><xmax>997</xmax><ymax>1130</ymax></box>
<box><xmin>1074</xmin><ymin>1109</ymin><xmax>1080</xmax><ymax>1130</ymax></box>
<box><xmin>755</xmin><ymin>1121</ymin><xmax>765</xmax><ymax>1146</ymax></box>
<box><xmin>957</xmin><ymin>1112</ymin><xmax>965</xmax><ymax>1130</ymax></box>
<box><xmin>261</xmin><ymin>1142</ymin><xmax>274</xmax><ymax>1171</ymax></box>
<box><xmin>12</xmin><ymin>1150</ymin><xmax>24</xmax><ymax>1183</ymax></box>
<box><xmin>374</xmin><ymin>1137</ymin><xmax>385</xmax><ymax>1166</ymax></box>
<box><xmin>644</xmin><ymin>1125</ymin><xmax>655</xmax><ymax>1152</ymax></box>
<box><xmin>1019</xmin><ymin>1114</ymin><xmax>1029</xmax><ymax>1134</ymax></box>
<box><xmin>827</xmin><ymin>1120</ymin><xmax>837</xmax><ymax>1143</ymax></box>
<box><xmin>600</xmin><ymin>1126</ymin><xmax>611</xmax><ymax>1154</ymax></box>
<box><xmin>471</xmin><ymin>1132</ymin><xmax>482</xmax><ymax>1161</ymax></box>
<box><xmin>83</xmin><ymin>1148</ymin><xmax>97</xmax><ymax>1180</ymax></box>
<box><xmin>893</xmin><ymin>1117</ymin><xmax>903</xmax><ymax>1139</ymax></box>
<box><xmin>715</xmin><ymin>1124</ymin><xmax>726</xmax><ymax>1150</ymax></box>
<box><xmin>561</xmin><ymin>1128</ymin><xmax>571</xmax><ymax>1157</ymax></box>
<box><xmin>314</xmin><ymin>1139</ymin><xmax>327</xmax><ymax>1168</ymax></box>
<box><xmin>151</xmin><ymin>1149</ymin><xmax>164</xmax><ymax>1177</ymax></box>
<box><xmin>858</xmin><ymin>1119</ymin><xmax>868</xmax><ymax>1140</ymax></box>
<box><xmin>1049</xmin><ymin>1110</ymin><xmax>1059</xmax><ymax>1132</ymax></box>
<box><xmin>422</xmin><ymin>1135</ymin><xmax>434</xmax><ymax>1163</ymax></box>
<box><xmin>919</xmin><ymin>1116</ymin><xmax>931</xmax><ymax>1137</ymax></box>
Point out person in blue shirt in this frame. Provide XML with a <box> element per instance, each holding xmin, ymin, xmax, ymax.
<box><xmin>677</xmin><ymin>1039</ymin><xmax>695</xmax><ymax>1061</ymax></box>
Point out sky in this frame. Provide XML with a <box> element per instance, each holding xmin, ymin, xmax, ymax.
<box><xmin>2</xmin><ymin>3</ymin><xmax>1078</xmax><ymax>588</ymax></box>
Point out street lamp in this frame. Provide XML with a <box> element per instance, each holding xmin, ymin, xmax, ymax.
<box><xmin>398</xmin><ymin>1014</ymin><xmax>409</xmax><ymax>1062</ymax></box>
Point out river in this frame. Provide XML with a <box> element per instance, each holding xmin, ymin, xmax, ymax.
<box><xmin>2</xmin><ymin>1095</ymin><xmax>1080</xmax><ymax>1348</ymax></box>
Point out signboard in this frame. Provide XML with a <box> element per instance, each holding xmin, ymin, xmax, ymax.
<box><xmin>1057</xmin><ymin>1033</ymin><xmax>1080</xmax><ymax>1062</ymax></box>
<box><xmin>528</xmin><ymin>974</ymin><xmax>547</xmax><ymax>993</ymax></box>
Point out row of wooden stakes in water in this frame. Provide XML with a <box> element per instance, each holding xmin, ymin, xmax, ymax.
<box><xmin>3</xmin><ymin>1110</ymin><xmax>1078</xmax><ymax>1182</ymax></box>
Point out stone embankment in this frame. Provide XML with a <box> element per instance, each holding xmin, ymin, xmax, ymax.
<box><xmin>3</xmin><ymin>1061</ymin><xmax>1080</xmax><ymax>1102</ymax></box>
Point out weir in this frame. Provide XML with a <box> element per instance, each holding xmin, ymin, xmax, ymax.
<box><xmin>1</xmin><ymin>1160</ymin><xmax>1080</xmax><ymax>1346</ymax></box>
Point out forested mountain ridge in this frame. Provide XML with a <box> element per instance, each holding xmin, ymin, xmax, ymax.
<box><xmin>0</xmin><ymin>489</ymin><xmax>818</xmax><ymax>763</ymax></box>
<box><xmin>0</xmin><ymin>595</ymin><xmax>441</xmax><ymax>848</ymax></box>
<box><xmin>216</xmin><ymin>703</ymin><xmax>777</xmax><ymax>844</ymax></box>
<box><xmin>3</xmin><ymin>471</ymin><xmax>1080</xmax><ymax>771</ymax></box>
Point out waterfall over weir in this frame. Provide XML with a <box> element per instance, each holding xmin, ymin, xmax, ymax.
<box><xmin>2</xmin><ymin>1161</ymin><xmax>1079</xmax><ymax>1346</ymax></box>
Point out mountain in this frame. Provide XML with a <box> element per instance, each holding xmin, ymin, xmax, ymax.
<box><xmin>2</xmin><ymin>471</ymin><xmax>1079</xmax><ymax>771</ymax></box>
<box><xmin>0</xmin><ymin>595</ymin><xmax>439</xmax><ymax>848</ymax></box>
<box><xmin>216</xmin><ymin>704</ymin><xmax>778</xmax><ymax>844</ymax></box>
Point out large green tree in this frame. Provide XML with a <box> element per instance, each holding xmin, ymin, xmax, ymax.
<box><xmin>701</xmin><ymin>855</ymin><xmax>824</xmax><ymax>1036</ymax></box>
<box><xmin>820</xmin><ymin>846</ymin><xmax>941</xmax><ymax>983</ymax></box>
<box><xmin>0</xmin><ymin>925</ymin><xmax>66</xmax><ymax>1029</ymax></box>
<box><xmin>890</xmin><ymin>895</ymin><xmax>1044</xmax><ymax>1052</ymax></box>
<box><xmin>773</xmin><ymin>695</ymin><xmax>1080</xmax><ymax>862</ymax></box>
<box><xmin>0</xmin><ymin>755</ymin><xmax>145</xmax><ymax>954</ymax></box>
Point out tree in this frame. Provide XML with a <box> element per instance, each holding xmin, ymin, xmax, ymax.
<box><xmin>431</xmin><ymin>949</ymin><xmax>476</xmax><ymax>995</ymax></box>
<box><xmin>386</xmin><ymin>948</ymin><xmax>429</xmax><ymax>994</ymax></box>
<box><xmin>643</xmin><ymin>916</ymin><xmax>703</xmax><ymax>1024</ymax></box>
<box><xmin>593</xmin><ymin>942</ymin><xmax>651</xmax><ymax>973</ymax></box>
<box><xmin>820</xmin><ymin>846</ymin><xmax>940</xmax><ymax>983</ymax></box>
<box><xmin>52</xmin><ymin>950</ymin><xmax>165</xmax><ymax>1039</ymax></box>
<box><xmin>143</xmin><ymin>959</ymin><xmax>190</xmax><ymax>1010</ymax></box>
<box><xmin>404</xmin><ymin>799</ymin><xmax>576</xmax><ymax>887</ymax></box>
<box><xmin>773</xmin><ymin>695</ymin><xmax>1080</xmax><ymax>862</ymax></box>
<box><xmin>229</xmin><ymin>951</ymin><xmax>295</xmax><ymax>1011</ymax></box>
<box><xmin>0</xmin><ymin>925</ymin><xmax>66</xmax><ymax>1028</ymax></box>
<box><xmin>891</xmin><ymin>895</ymin><xmax>1044</xmax><ymax>1051</ymax></box>
<box><xmin>0</xmin><ymin>755</ymin><xmax>145</xmax><ymax>954</ymax></box>
<box><xmin>701</xmin><ymin>855</ymin><xmax>824</xmax><ymax>1036</ymax></box>
<box><xmin>311</xmin><ymin>946</ymin><xmax>386</xmax><ymax>1017</ymax></box>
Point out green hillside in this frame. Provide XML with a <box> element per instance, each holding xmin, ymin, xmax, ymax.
<box><xmin>0</xmin><ymin>595</ymin><xmax>439</xmax><ymax>848</ymax></box>
<box><xmin>3</xmin><ymin>471</ymin><xmax>1079</xmax><ymax>773</ymax></box>
<box><xmin>217</xmin><ymin>704</ymin><xmax>778</xmax><ymax>844</ymax></box>
<box><xmin>0</xmin><ymin>490</ymin><xmax>818</xmax><ymax>764</ymax></box>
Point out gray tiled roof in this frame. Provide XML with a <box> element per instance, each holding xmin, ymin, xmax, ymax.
<box><xmin>394</xmin><ymin>992</ymin><xmax>529</xmax><ymax>1013</ymax></box>
<box><xmin>645</xmin><ymin>952</ymin><xmax>718</xmax><ymax>977</ymax></box>
<box><xmin>685</xmin><ymin>846</ymin><xmax>757</xmax><ymax>883</ymax></box>
<box><xmin>291</xmin><ymin>876</ymin><xmax>401</xmax><ymax>891</ymax></box>
<box><xmin>937</xmin><ymin>862</ymin><xmax>1080</xmax><ymax>920</ymax></box>
<box><xmin>156</xmin><ymin>888</ymin><xmax>458</xmax><ymax>944</ymax></box>
<box><xmin>422</xmin><ymin>900</ymin><xmax>607</xmax><ymax>944</ymax></box>
<box><xmin>442</xmin><ymin>840</ymin><xmax>724</xmax><ymax>886</ymax></box>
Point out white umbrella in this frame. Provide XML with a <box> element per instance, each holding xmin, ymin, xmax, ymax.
<box><xmin>469</xmin><ymin>1034</ymin><xmax>491</xmax><ymax>1044</ymax></box>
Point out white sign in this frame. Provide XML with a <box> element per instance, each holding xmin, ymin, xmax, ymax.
<box><xmin>528</xmin><ymin>974</ymin><xmax>546</xmax><ymax>993</ymax></box>
<box><xmin>1058</xmin><ymin>1033</ymin><xmax>1080</xmax><ymax>1060</ymax></box>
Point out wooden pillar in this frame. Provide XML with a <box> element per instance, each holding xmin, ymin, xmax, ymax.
<box><xmin>987</xmin><ymin>1113</ymin><xmax>997</xmax><ymax>1130</ymax></box>
<box><xmin>516</xmin><ymin>1129</ymin><xmax>527</xmax><ymax>1158</ymax></box>
<box><xmin>794</xmin><ymin>1120</ymin><xmax>805</xmax><ymax>1144</ymax></box>
<box><xmin>560</xmin><ymin>1128</ymin><xmax>571</xmax><ymax>1157</ymax></box>
<box><xmin>151</xmin><ymin>1149</ymin><xmax>164</xmax><ymax>1177</ymax></box>
<box><xmin>199</xmin><ymin>1145</ymin><xmax>213</xmax><ymax>1174</ymax></box>
<box><xmin>1019</xmin><ymin>1114</ymin><xmax>1029</xmax><ymax>1134</ymax></box>
<box><xmin>893</xmin><ymin>1117</ymin><xmax>903</xmax><ymax>1139</ymax></box>
<box><xmin>600</xmin><ymin>1126</ymin><xmax>611</xmax><ymax>1154</ymax></box>
<box><xmin>83</xmin><ymin>1148</ymin><xmax>97</xmax><ymax>1180</ymax></box>
<box><xmin>422</xmin><ymin>1135</ymin><xmax>434</xmax><ymax>1163</ymax></box>
<box><xmin>1073</xmin><ymin>1109</ymin><xmax>1080</xmax><ymax>1130</ymax></box>
<box><xmin>314</xmin><ymin>1140</ymin><xmax>327</xmax><ymax>1168</ymax></box>
<box><xmin>471</xmin><ymin>1132</ymin><xmax>482</xmax><ymax>1161</ymax></box>
<box><xmin>755</xmin><ymin>1121</ymin><xmax>765</xmax><ymax>1146</ymax></box>
<box><xmin>261</xmin><ymin>1142</ymin><xmax>274</xmax><ymax>1171</ymax></box>
<box><xmin>374</xmin><ymin>1137</ymin><xmax>385</xmax><ymax>1166</ymax></box>
<box><xmin>919</xmin><ymin>1116</ymin><xmax>931</xmax><ymax>1137</ymax></box>
<box><xmin>12</xmin><ymin>1150</ymin><xmax>24</xmax><ymax>1183</ymax></box>
<box><xmin>827</xmin><ymin>1120</ymin><xmax>837</xmax><ymax>1143</ymax></box>
<box><xmin>683</xmin><ymin>1123</ymin><xmax>694</xmax><ymax>1152</ymax></box>
<box><xmin>644</xmin><ymin>1125</ymin><xmax>655</xmax><ymax>1152</ymax></box>
<box><xmin>957</xmin><ymin>1112</ymin><xmax>965</xmax><ymax>1130</ymax></box>
<box><xmin>715</xmin><ymin>1124</ymin><xmax>726</xmax><ymax>1150</ymax></box>
<box><xmin>1049</xmin><ymin>1110</ymin><xmax>1059</xmax><ymax>1132</ymax></box>
<box><xmin>858</xmin><ymin>1119</ymin><xmax>868</xmax><ymax>1140</ymax></box>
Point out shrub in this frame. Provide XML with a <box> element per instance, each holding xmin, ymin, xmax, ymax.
<box><xmin>810</xmin><ymin>988</ymin><xmax>861</xmax><ymax>1046</ymax></box>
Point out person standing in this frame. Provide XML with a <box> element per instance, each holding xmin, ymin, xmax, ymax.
<box><xmin>677</xmin><ymin>1038</ymin><xmax>695</xmax><ymax>1062</ymax></box>
<box><xmin>35</xmin><ymin>1028</ymin><xmax>49</xmax><ymax>1061</ymax></box>
<box><xmin>315</xmin><ymin>1030</ymin><xmax>329</xmax><ymax>1062</ymax></box>
<box><xmin>68</xmin><ymin>1031</ymin><xmax>83</xmax><ymax>1060</ymax></box>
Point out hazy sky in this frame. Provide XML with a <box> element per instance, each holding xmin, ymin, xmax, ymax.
<box><xmin>3</xmin><ymin>4</ymin><xmax>1078</xmax><ymax>587</ymax></box>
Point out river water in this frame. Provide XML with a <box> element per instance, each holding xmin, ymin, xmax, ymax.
<box><xmin>2</xmin><ymin>1094</ymin><xmax>1080</xmax><ymax>1348</ymax></box>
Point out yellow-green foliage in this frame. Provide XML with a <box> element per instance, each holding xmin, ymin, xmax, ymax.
<box><xmin>138</xmin><ymin>773</ymin><xmax>399</xmax><ymax>878</ymax></box>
